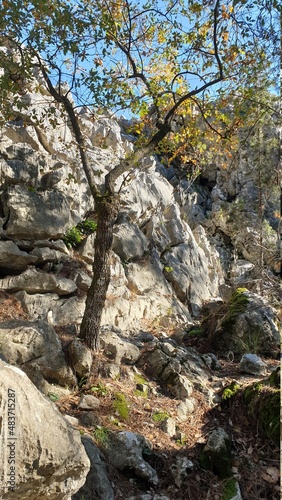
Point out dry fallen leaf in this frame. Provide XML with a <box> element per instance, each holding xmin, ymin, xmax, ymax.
<box><xmin>261</xmin><ymin>467</ymin><xmax>280</xmax><ymax>483</ymax></box>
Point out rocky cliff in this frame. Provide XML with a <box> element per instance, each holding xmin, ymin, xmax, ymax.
<box><xmin>0</xmin><ymin>83</ymin><xmax>279</xmax><ymax>333</ymax></box>
<box><xmin>0</xmin><ymin>79</ymin><xmax>280</xmax><ymax>499</ymax></box>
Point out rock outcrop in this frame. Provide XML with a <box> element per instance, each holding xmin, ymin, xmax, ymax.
<box><xmin>0</xmin><ymin>360</ymin><xmax>90</xmax><ymax>499</ymax></box>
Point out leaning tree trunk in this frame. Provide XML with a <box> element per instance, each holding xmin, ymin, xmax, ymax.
<box><xmin>79</xmin><ymin>193</ymin><xmax>119</xmax><ymax>350</ymax></box>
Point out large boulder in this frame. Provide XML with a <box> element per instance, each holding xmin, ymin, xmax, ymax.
<box><xmin>0</xmin><ymin>361</ymin><xmax>90</xmax><ymax>499</ymax></box>
<box><xmin>213</xmin><ymin>289</ymin><xmax>280</xmax><ymax>358</ymax></box>
<box><xmin>199</xmin><ymin>428</ymin><xmax>232</xmax><ymax>478</ymax></box>
<box><xmin>112</xmin><ymin>221</ymin><xmax>149</xmax><ymax>261</ymax></box>
<box><xmin>72</xmin><ymin>435</ymin><xmax>114</xmax><ymax>500</ymax></box>
<box><xmin>100</xmin><ymin>331</ymin><xmax>140</xmax><ymax>365</ymax></box>
<box><xmin>0</xmin><ymin>240</ymin><xmax>38</xmax><ymax>273</ymax></box>
<box><xmin>0</xmin><ymin>268</ymin><xmax>77</xmax><ymax>295</ymax></box>
<box><xmin>1</xmin><ymin>185</ymin><xmax>74</xmax><ymax>239</ymax></box>
<box><xmin>0</xmin><ymin>320</ymin><xmax>76</xmax><ymax>390</ymax></box>
<box><xmin>105</xmin><ymin>431</ymin><xmax>158</xmax><ymax>486</ymax></box>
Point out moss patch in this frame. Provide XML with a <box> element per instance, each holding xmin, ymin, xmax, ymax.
<box><xmin>221</xmin><ymin>288</ymin><xmax>249</xmax><ymax>330</ymax></box>
<box><xmin>243</xmin><ymin>383</ymin><xmax>280</xmax><ymax>446</ymax></box>
<box><xmin>112</xmin><ymin>392</ymin><xmax>130</xmax><ymax>421</ymax></box>
<box><xmin>221</xmin><ymin>478</ymin><xmax>238</xmax><ymax>500</ymax></box>
<box><xmin>222</xmin><ymin>381</ymin><xmax>241</xmax><ymax>402</ymax></box>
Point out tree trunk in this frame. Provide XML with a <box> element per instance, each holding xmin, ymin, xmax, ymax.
<box><xmin>79</xmin><ymin>193</ymin><xmax>119</xmax><ymax>350</ymax></box>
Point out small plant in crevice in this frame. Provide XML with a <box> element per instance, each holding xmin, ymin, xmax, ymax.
<box><xmin>175</xmin><ymin>434</ymin><xmax>187</xmax><ymax>447</ymax></box>
<box><xmin>77</xmin><ymin>219</ymin><xmax>98</xmax><ymax>235</ymax></box>
<box><xmin>134</xmin><ymin>389</ymin><xmax>148</xmax><ymax>398</ymax></box>
<box><xmin>48</xmin><ymin>392</ymin><xmax>60</xmax><ymax>402</ymax></box>
<box><xmin>164</xmin><ymin>266</ymin><xmax>173</xmax><ymax>273</ymax></box>
<box><xmin>93</xmin><ymin>425</ymin><xmax>109</xmax><ymax>446</ymax></box>
<box><xmin>78</xmin><ymin>375</ymin><xmax>88</xmax><ymax>389</ymax></box>
<box><xmin>63</xmin><ymin>226</ymin><xmax>83</xmax><ymax>248</ymax></box>
<box><xmin>187</xmin><ymin>327</ymin><xmax>203</xmax><ymax>337</ymax></box>
<box><xmin>133</xmin><ymin>373</ymin><xmax>148</xmax><ymax>385</ymax></box>
<box><xmin>63</xmin><ymin>219</ymin><xmax>97</xmax><ymax>248</ymax></box>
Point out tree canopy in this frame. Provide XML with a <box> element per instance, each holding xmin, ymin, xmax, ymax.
<box><xmin>0</xmin><ymin>0</ymin><xmax>279</xmax><ymax>146</ymax></box>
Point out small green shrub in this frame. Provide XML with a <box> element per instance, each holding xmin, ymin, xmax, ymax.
<box><xmin>63</xmin><ymin>226</ymin><xmax>83</xmax><ymax>248</ymax></box>
<box><xmin>152</xmin><ymin>411</ymin><xmax>170</xmax><ymax>423</ymax></box>
<box><xmin>63</xmin><ymin>219</ymin><xmax>97</xmax><ymax>248</ymax></box>
<box><xmin>134</xmin><ymin>389</ymin><xmax>148</xmax><ymax>398</ymax></box>
<box><xmin>176</xmin><ymin>434</ymin><xmax>187</xmax><ymax>446</ymax></box>
<box><xmin>91</xmin><ymin>382</ymin><xmax>108</xmax><ymax>397</ymax></box>
<box><xmin>187</xmin><ymin>328</ymin><xmax>202</xmax><ymax>337</ymax></box>
<box><xmin>113</xmin><ymin>392</ymin><xmax>130</xmax><ymax>420</ymax></box>
<box><xmin>222</xmin><ymin>382</ymin><xmax>240</xmax><ymax>401</ymax></box>
<box><xmin>93</xmin><ymin>426</ymin><xmax>109</xmax><ymax>446</ymax></box>
<box><xmin>77</xmin><ymin>219</ymin><xmax>97</xmax><ymax>235</ymax></box>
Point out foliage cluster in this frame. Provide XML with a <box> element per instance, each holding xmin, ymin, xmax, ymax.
<box><xmin>63</xmin><ymin>219</ymin><xmax>97</xmax><ymax>248</ymax></box>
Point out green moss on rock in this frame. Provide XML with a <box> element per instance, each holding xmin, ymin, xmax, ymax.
<box><xmin>199</xmin><ymin>429</ymin><xmax>232</xmax><ymax>478</ymax></box>
<box><xmin>243</xmin><ymin>383</ymin><xmax>280</xmax><ymax>446</ymax></box>
<box><xmin>222</xmin><ymin>381</ymin><xmax>240</xmax><ymax>402</ymax></box>
<box><xmin>221</xmin><ymin>288</ymin><xmax>249</xmax><ymax>330</ymax></box>
<box><xmin>221</xmin><ymin>478</ymin><xmax>238</xmax><ymax>500</ymax></box>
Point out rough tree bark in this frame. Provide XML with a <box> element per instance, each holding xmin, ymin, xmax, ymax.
<box><xmin>80</xmin><ymin>194</ymin><xmax>119</xmax><ymax>350</ymax></box>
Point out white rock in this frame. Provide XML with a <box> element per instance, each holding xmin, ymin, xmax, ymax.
<box><xmin>0</xmin><ymin>360</ymin><xmax>90</xmax><ymax>499</ymax></box>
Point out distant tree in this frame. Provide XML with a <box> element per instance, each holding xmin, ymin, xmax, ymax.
<box><xmin>0</xmin><ymin>0</ymin><xmax>279</xmax><ymax>349</ymax></box>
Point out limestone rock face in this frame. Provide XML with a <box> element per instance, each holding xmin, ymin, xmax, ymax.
<box><xmin>113</xmin><ymin>221</ymin><xmax>149</xmax><ymax>261</ymax></box>
<box><xmin>0</xmin><ymin>320</ymin><xmax>76</xmax><ymax>390</ymax></box>
<box><xmin>0</xmin><ymin>268</ymin><xmax>77</xmax><ymax>295</ymax></box>
<box><xmin>0</xmin><ymin>240</ymin><xmax>38</xmax><ymax>272</ymax></box>
<box><xmin>0</xmin><ymin>73</ymin><xmax>279</xmax><ymax>339</ymax></box>
<box><xmin>1</xmin><ymin>185</ymin><xmax>73</xmax><ymax>240</ymax></box>
<box><xmin>0</xmin><ymin>361</ymin><xmax>90</xmax><ymax>499</ymax></box>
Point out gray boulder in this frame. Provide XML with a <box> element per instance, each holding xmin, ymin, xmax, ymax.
<box><xmin>66</xmin><ymin>339</ymin><xmax>92</xmax><ymax>379</ymax></box>
<box><xmin>78</xmin><ymin>395</ymin><xmax>100</xmax><ymax>411</ymax></box>
<box><xmin>0</xmin><ymin>361</ymin><xmax>90</xmax><ymax>499</ymax></box>
<box><xmin>100</xmin><ymin>331</ymin><xmax>140</xmax><ymax>365</ymax></box>
<box><xmin>1</xmin><ymin>185</ymin><xmax>73</xmax><ymax>239</ymax></box>
<box><xmin>0</xmin><ymin>320</ymin><xmax>76</xmax><ymax>390</ymax></box>
<box><xmin>105</xmin><ymin>431</ymin><xmax>158</xmax><ymax>486</ymax></box>
<box><xmin>239</xmin><ymin>353</ymin><xmax>266</xmax><ymax>375</ymax></box>
<box><xmin>72</xmin><ymin>435</ymin><xmax>114</xmax><ymax>500</ymax></box>
<box><xmin>112</xmin><ymin>221</ymin><xmax>149</xmax><ymax>261</ymax></box>
<box><xmin>0</xmin><ymin>268</ymin><xmax>77</xmax><ymax>295</ymax></box>
<box><xmin>0</xmin><ymin>240</ymin><xmax>38</xmax><ymax>272</ymax></box>
<box><xmin>215</xmin><ymin>291</ymin><xmax>280</xmax><ymax>357</ymax></box>
<box><xmin>199</xmin><ymin>428</ymin><xmax>232</xmax><ymax>478</ymax></box>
